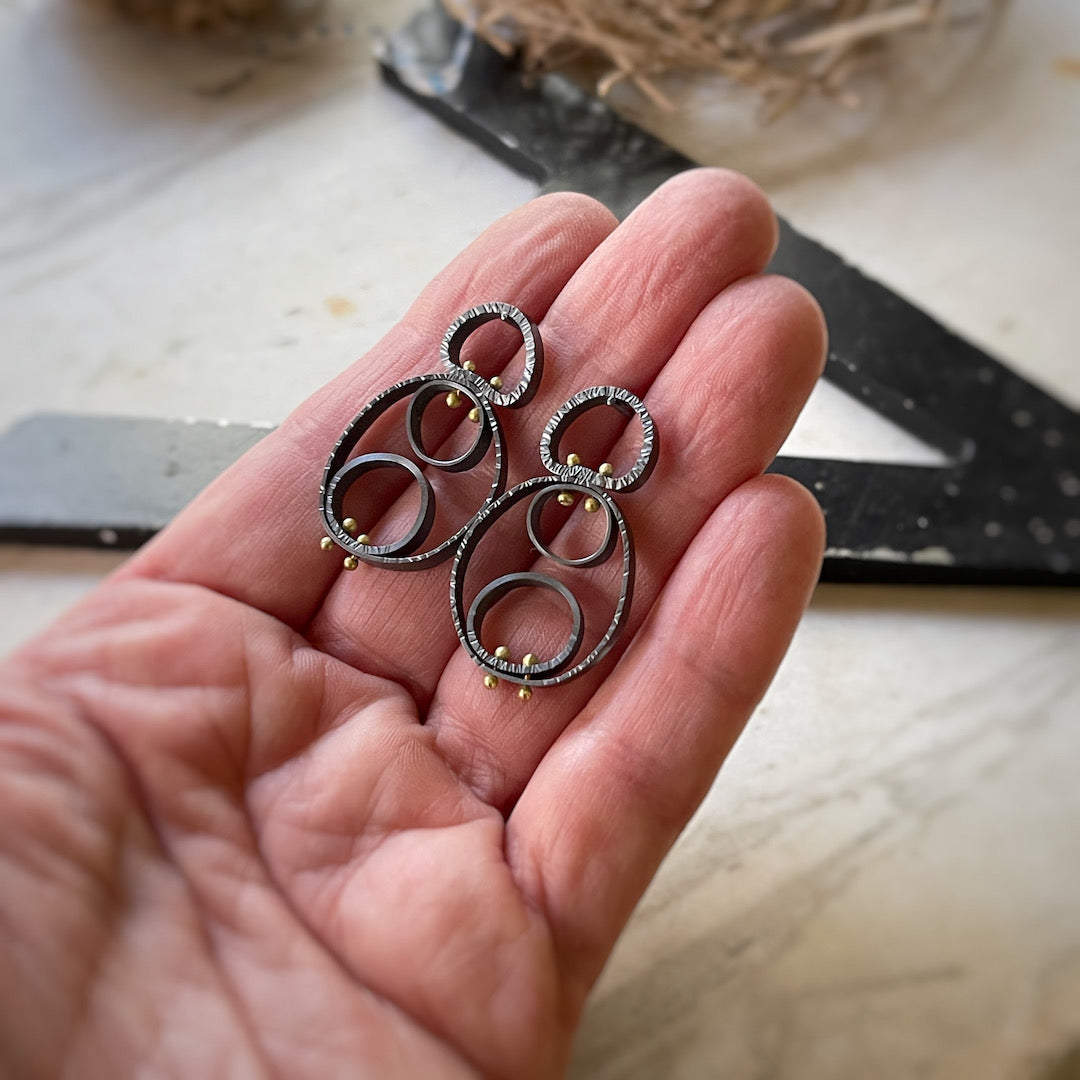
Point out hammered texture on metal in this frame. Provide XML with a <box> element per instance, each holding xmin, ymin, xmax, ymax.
<box><xmin>440</xmin><ymin>301</ymin><xmax>545</xmax><ymax>409</ymax></box>
<box><xmin>539</xmin><ymin>385</ymin><xmax>658</xmax><ymax>493</ymax></box>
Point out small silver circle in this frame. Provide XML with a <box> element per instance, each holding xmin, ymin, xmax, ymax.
<box><xmin>466</xmin><ymin>573</ymin><xmax>584</xmax><ymax>680</ymax></box>
<box><xmin>327</xmin><ymin>453</ymin><xmax>435</xmax><ymax>558</ymax></box>
<box><xmin>526</xmin><ymin>487</ymin><xmax>617</xmax><ymax>568</ymax></box>
<box><xmin>406</xmin><ymin>380</ymin><xmax>491</xmax><ymax>472</ymax></box>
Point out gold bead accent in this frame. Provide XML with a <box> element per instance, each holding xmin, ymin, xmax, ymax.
<box><xmin>462</xmin><ymin>360</ymin><xmax>477</xmax><ymax>372</ymax></box>
<box><xmin>520</xmin><ymin>652</ymin><xmax>536</xmax><ymax>699</ymax></box>
<box><xmin>598</xmin><ymin>462</ymin><xmax>614</xmax><ymax>477</ymax></box>
<box><xmin>320</xmin><ymin>536</ymin><xmax>334</xmax><ymax>551</ymax></box>
<box><xmin>566</xmin><ymin>452</ymin><xmax>581</xmax><ymax>466</ymax></box>
<box><xmin>343</xmin><ymin>556</ymin><xmax>359</xmax><ymax>571</ymax></box>
<box><xmin>445</xmin><ymin>390</ymin><xmax>462</xmax><ymax>408</ymax></box>
<box><xmin>584</xmin><ymin>497</ymin><xmax>600</xmax><ymax>514</ymax></box>
<box><xmin>342</xmin><ymin>518</ymin><xmax>358</xmax><ymax>534</ymax></box>
<box><xmin>467</xmin><ymin>407</ymin><xmax>481</xmax><ymax>423</ymax></box>
<box><xmin>357</xmin><ymin>534</ymin><xmax>371</xmax><ymax>546</ymax></box>
<box><xmin>494</xmin><ymin>645</ymin><xmax>510</xmax><ymax>660</ymax></box>
<box><xmin>490</xmin><ymin>376</ymin><xmax>503</xmax><ymax>390</ymax></box>
<box><xmin>557</xmin><ymin>492</ymin><xmax>575</xmax><ymax>507</ymax></box>
<box><xmin>483</xmin><ymin>674</ymin><xmax>499</xmax><ymax>690</ymax></box>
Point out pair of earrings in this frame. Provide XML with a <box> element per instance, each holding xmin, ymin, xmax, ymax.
<box><xmin>318</xmin><ymin>302</ymin><xmax>657</xmax><ymax>699</ymax></box>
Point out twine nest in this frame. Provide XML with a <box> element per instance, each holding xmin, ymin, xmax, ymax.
<box><xmin>441</xmin><ymin>0</ymin><xmax>1003</xmax><ymax>120</ymax></box>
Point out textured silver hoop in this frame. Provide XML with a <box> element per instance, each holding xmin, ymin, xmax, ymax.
<box><xmin>440</xmin><ymin>301</ymin><xmax>544</xmax><ymax>409</ymax></box>
<box><xmin>539</xmin><ymin>385</ymin><xmax>658</xmax><ymax>493</ymax></box>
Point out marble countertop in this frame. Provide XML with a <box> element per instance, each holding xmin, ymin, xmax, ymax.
<box><xmin>1</xmin><ymin>0</ymin><xmax>1078</xmax><ymax>1076</ymax></box>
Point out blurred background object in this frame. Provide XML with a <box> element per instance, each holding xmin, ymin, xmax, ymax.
<box><xmin>442</xmin><ymin>0</ymin><xmax>1011</xmax><ymax>180</ymax></box>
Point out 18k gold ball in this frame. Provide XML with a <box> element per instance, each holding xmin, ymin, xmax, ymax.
<box><xmin>320</xmin><ymin>536</ymin><xmax>334</xmax><ymax>551</ymax></box>
<box><xmin>494</xmin><ymin>645</ymin><xmax>510</xmax><ymax>660</ymax></box>
<box><xmin>557</xmin><ymin>492</ymin><xmax>575</xmax><ymax>507</ymax></box>
<box><xmin>584</xmin><ymin>497</ymin><xmax>600</xmax><ymax>514</ymax></box>
<box><xmin>598</xmin><ymin>462</ymin><xmax>614</xmax><ymax>477</ymax></box>
<box><xmin>342</xmin><ymin>517</ymin><xmax>358</xmax><ymax>534</ymax></box>
<box><xmin>518</xmin><ymin>686</ymin><xmax>533</xmax><ymax>701</ymax></box>
<box><xmin>343</xmin><ymin>556</ymin><xmax>359</xmax><ymax>571</ymax></box>
<box><xmin>566</xmin><ymin>452</ymin><xmax>581</xmax><ymax>467</ymax></box>
<box><xmin>483</xmin><ymin>674</ymin><xmax>498</xmax><ymax>690</ymax></box>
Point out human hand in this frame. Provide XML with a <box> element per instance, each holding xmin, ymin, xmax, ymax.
<box><xmin>0</xmin><ymin>169</ymin><xmax>825</xmax><ymax>1079</ymax></box>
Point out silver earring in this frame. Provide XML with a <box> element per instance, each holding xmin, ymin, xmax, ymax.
<box><xmin>318</xmin><ymin>302</ymin><xmax>543</xmax><ymax>570</ymax></box>
<box><xmin>450</xmin><ymin>386</ymin><xmax>657</xmax><ymax>699</ymax></box>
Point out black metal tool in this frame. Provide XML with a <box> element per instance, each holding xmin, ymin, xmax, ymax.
<box><xmin>0</xmin><ymin>414</ymin><xmax>270</xmax><ymax>549</ymax></box>
<box><xmin>376</xmin><ymin>4</ymin><xmax>1080</xmax><ymax>586</ymax></box>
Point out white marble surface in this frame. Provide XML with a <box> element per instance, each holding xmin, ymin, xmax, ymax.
<box><xmin>1</xmin><ymin>0</ymin><xmax>1079</xmax><ymax>1076</ymax></box>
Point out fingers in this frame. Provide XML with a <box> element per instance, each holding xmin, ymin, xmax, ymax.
<box><xmin>507</xmin><ymin>475</ymin><xmax>825</xmax><ymax>1001</ymax></box>
<box><xmin>427</xmin><ymin>270</ymin><xmax>826</xmax><ymax>808</ymax></box>
<box><xmin>310</xmin><ymin>168</ymin><xmax>780</xmax><ymax>701</ymax></box>
<box><xmin>117</xmin><ymin>192</ymin><xmax>619</xmax><ymax>630</ymax></box>
<box><xmin>525</xmin><ymin>167</ymin><xmax>778</xmax><ymax>401</ymax></box>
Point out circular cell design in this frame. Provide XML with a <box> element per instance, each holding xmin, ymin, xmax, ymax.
<box><xmin>319</xmin><ymin>303</ymin><xmax>543</xmax><ymax>572</ymax></box>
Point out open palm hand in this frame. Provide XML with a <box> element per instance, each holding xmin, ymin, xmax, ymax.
<box><xmin>0</xmin><ymin>170</ymin><xmax>825</xmax><ymax>1080</ymax></box>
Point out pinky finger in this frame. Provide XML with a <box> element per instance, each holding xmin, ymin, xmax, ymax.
<box><xmin>506</xmin><ymin>474</ymin><xmax>825</xmax><ymax>1003</ymax></box>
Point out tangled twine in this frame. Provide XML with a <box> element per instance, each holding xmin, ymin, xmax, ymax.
<box><xmin>440</xmin><ymin>0</ymin><xmax>1003</xmax><ymax>119</ymax></box>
